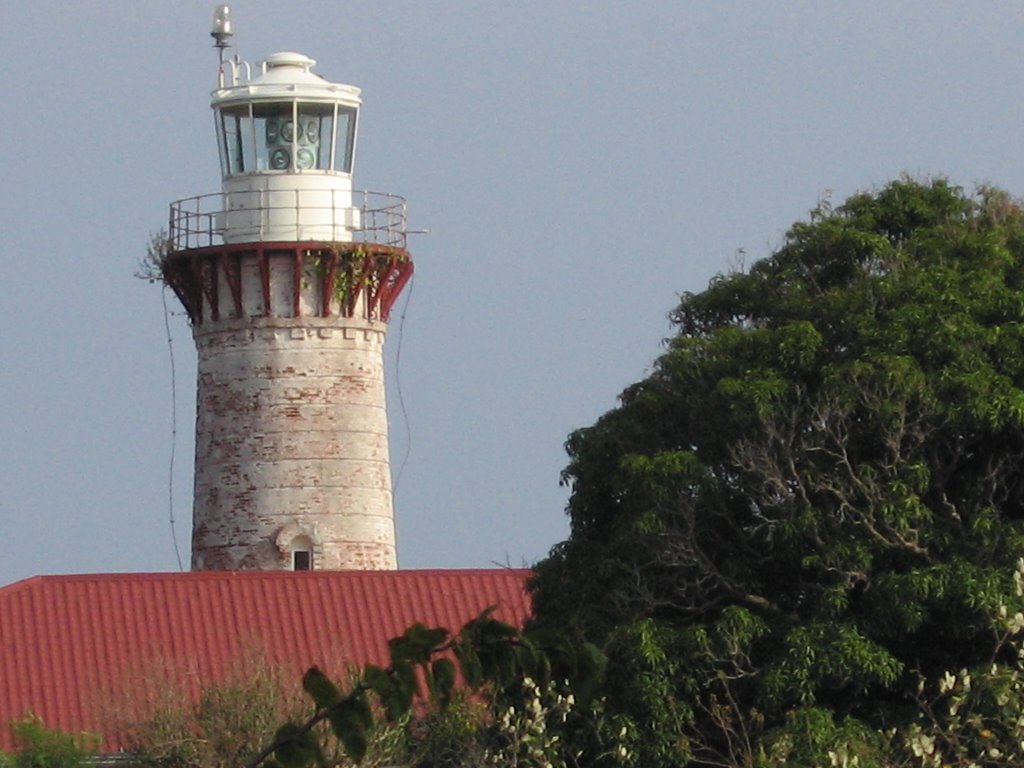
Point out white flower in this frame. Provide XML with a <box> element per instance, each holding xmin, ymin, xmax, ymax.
<box><xmin>1008</xmin><ymin>612</ymin><xmax>1024</xmax><ymax>634</ymax></box>
<box><xmin>939</xmin><ymin>671</ymin><xmax>956</xmax><ymax>693</ymax></box>
<box><xmin>910</xmin><ymin>732</ymin><xmax>935</xmax><ymax>757</ymax></box>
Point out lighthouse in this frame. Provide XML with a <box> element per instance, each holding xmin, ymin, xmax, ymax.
<box><xmin>161</xmin><ymin>8</ymin><xmax>413</xmax><ymax>571</ymax></box>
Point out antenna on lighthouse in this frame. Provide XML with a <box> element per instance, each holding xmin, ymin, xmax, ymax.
<box><xmin>210</xmin><ymin>5</ymin><xmax>233</xmax><ymax>64</ymax></box>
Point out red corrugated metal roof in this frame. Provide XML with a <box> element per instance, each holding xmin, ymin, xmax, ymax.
<box><xmin>0</xmin><ymin>569</ymin><xmax>531</xmax><ymax>751</ymax></box>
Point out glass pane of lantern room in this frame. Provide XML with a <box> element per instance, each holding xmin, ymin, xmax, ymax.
<box><xmin>253</xmin><ymin>102</ymin><xmax>295</xmax><ymax>171</ymax></box>
<box><xmin>241</xmin><ymin>109</ymin><xmax>256</xmax><ymax>172</ymax></box>
<box><xmin>219</xmin><ymin>107</ymin><xmax>248</xmax><ymax>175</ymax></box>
<box><xmin>335</xmin><ymin>107</ymin><xmax>357</xmax><ymax>173</ymax></box>
<box><xmin>215</xmin><ymin>114</ymin><xmax>228</xmax><ymax>177</ymax></box>
<box><xmin>296</xmin><ymin>103</ymin><xmax>333</xmax><ymax>171</ymax></box>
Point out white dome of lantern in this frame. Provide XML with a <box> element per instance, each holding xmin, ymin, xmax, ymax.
<box><xmin>211</xmin><ymin>51</ymin><xmax>363</xmax><ymax>243</ymax></box>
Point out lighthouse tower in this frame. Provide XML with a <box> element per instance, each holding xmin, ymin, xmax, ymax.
<box><xmin>162</xmin><ymin>11</ymin><xmax>412</xmax><ymax>571</ymax></box>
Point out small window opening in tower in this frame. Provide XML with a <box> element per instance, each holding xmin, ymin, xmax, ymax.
<box><xmin>293</xmin><ymin>550</ymin><xmax>312</xmax><ymax>571</ymax></box>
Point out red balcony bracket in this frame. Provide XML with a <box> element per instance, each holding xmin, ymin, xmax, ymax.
<box><xmin>379</xmin><ymin>259</ymin><xmax>413</xmax><ymax>321</ymax></box>
<box><xmin>257</xmin><ymin>246</ymin><xmax>272</xmax><ymax>317</ymax></box>
<box><xmin>292</xmin><ymin>251</ymin><xmax>303</xmax><ymax>318</ymax></box>
<box><xmin>198</xmin><ymin>257</ymin><xmax>219</xmax><ymax>322</ymax></box>
<box><xmin>163</xmin><ymin>242</ymin><xmax>413</xmax><ymax>325</ymax></box>
<box><xmin>320</xmin><ymin>249</ymin><xmax>339</xmax><ymax>318</ymax></box>
<box><xmin>221</xmin><ymin>251</ymin><xmax>243</xmax><ymax>319</ymax></box>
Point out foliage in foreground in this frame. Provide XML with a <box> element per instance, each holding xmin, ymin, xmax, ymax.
<box><xmin>243</xmin><ymin>611</ymin><xmax>607</xmax><ymax>768</ymax></box>
<box><xmin>120</xmin><ymin>651</ymin><xmax>612</xmax><ymax>768</ymax></box>
<box><xmin>530</xmin><ymin>178</ymin><xmax>1024</xmax><ymax>765</ymax></box>
<box><xmin>119</xmin><ymin>652</ymin><xmax>340</xmax><ymax>768</ymax></box>
<box><xmin>0</xmin><ymin>716</ymin><xmax>97</xmax><ymax>768</ymax></box>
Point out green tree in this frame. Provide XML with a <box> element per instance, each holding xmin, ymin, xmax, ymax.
<box><xmin>531</xmin><ymin>179</ymin><xmax>1024</xmax><ymax>766</ymax></box>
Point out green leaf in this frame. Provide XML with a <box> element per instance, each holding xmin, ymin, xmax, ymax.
<box><xmin>432</xmin><ymin>657</ymin><xmax>457</xmax><ymax>707</ymax></box>
<box><xmin>301</xmin><ymin>666</ymin><xmax>340</xmax><ymax>710</ymax></box>
<box><xmin>360</xmin><ymin>664</ymin><xmax>412</xmax><ymax>723</ymax></box>
<box><xmin>361</xmin><ymin>664</ymin><xmax>391</xmax><ymax>695</ymax></box>
<box><xmin>381</xmin><ymin>686</ymin><xmax>412</xmax><ymax>722</ymax></box>
<box><xmin>389</xmin><ymin>623</ymin><xmax>447</xmax><ymax>665</ymax></box>
<box><xmin>452</xmin><ymin>639</ymin><xmax>484</xmax><ymax>689</ymax></box>
<box><xmin>272</xmin><ymin>723</ymin><xmax>318</xmax><ymax>768</ymax></box>
<box><xmin>327</xmin><ymin>698</ymin><xmax>368</xmax><ymax>762</ymax></box>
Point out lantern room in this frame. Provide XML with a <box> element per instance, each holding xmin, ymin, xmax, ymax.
<box><xmin>210</xmin><ymin>51</ymin><xmax>363</xmax><ymax>243</ymax></box>
<box><xmin>213</xmin><ymin>52</ymin><xmax>359</xmax><ymax>176</ymax></box>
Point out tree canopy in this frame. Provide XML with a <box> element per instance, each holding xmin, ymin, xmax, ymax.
<box><xmin>531</xmin><ymin>179</ymin><xmax>1024</xmax><ymax>766</ymax></box>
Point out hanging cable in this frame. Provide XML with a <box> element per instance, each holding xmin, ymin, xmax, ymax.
<box><xmin>391</xmin><ymin>273</ymin><xmax>415</xmax><ymax>497</ymax></box>
<box><xmin>162</xmin><ymin>287</ymin><xmax>185</xmax><ymax>571</ymax></box>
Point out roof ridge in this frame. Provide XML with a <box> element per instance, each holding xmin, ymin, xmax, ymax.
<box><xmin>1</xmin><ymin>567</ymin><xmax>532</xmax><ymax>587</ymax></box>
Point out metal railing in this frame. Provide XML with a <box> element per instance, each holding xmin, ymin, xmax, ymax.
<box><xmin>169</xmin><ymin>189</ymin><xmax>408</xmax><ymax>251</ymax></box>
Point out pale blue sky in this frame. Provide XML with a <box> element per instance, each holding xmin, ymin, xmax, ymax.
<box><xmin>2</xmin><ymin>1</ymin><xmax>1023</xmax><ymax>584</ymax></box>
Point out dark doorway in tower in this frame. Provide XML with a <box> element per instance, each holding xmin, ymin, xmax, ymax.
<box><xmin>293</xmin><ymin>550</ymin><xmax>312</xmax><ymax>571</ymax></box>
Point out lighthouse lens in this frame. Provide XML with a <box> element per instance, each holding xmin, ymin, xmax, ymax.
<box><xmin>253</xmin><ymin>103</ymin><xmax>294</xmax><ymax>171</ymax></box>
<box><xmin>297</xmin><ymin>104</ymin><xmax>333</xmax><ymax>169</ymax></box>
<box><xmin>270</xmin><ymin>148</ymin><xmax>290</xmax><ymax>170</ymax></box>
<box><xmin>304</xmin><ymin>119</ymin><xmax>319</xmax><ymax>143</ymax></box>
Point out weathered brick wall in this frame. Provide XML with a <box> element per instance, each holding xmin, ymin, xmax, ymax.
<box><xmin>189</xmin><ymin>252</ymin><xmax>397</xmax><ymax>571</ymax></box>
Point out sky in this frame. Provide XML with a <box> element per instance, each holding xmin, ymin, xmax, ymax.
<box><xmin>2</xmin><ymin>1</ymin><xmax>1024</xmax><ymax>585</ymax></box>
